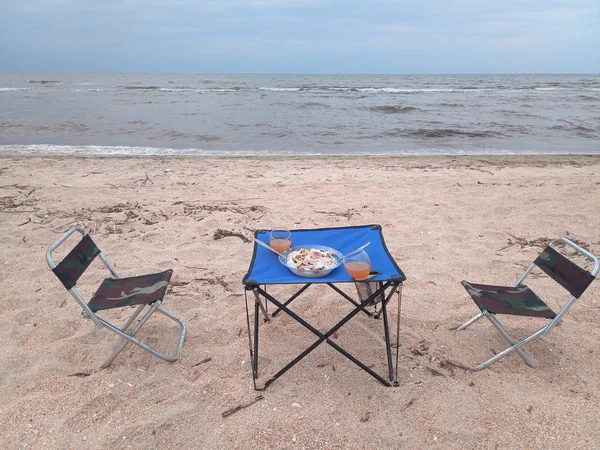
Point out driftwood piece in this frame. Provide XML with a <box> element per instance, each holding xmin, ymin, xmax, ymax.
<box><xmin>466</xmin><ymin>166</ymin><xmax>494</xmax><ymax>175</ymax></box>
<box><xmin>426</xmin><ymin>366</ymin><xmax>445</xmax><ymax>377</ymax></box>
<box><xmin>67</xmin><ymin>372</ymin><xmax>91</xmax><ymax>377</ymax></box>
<box><xmin>191</xmin><ymin>357</ymin><xmax>212</xmax><ymax>367</ymax></box>
<box><xmin>222</xmin><ymin>395</ymin><xmax>264</xmax><ymax>418</ymax></box>
<box><xmin>439</xmin><ymin>359</ymin><xmax>471</xmax><ymax>373</ymax></box>
<box><xmin>499</xmin><ymin>233</ymin><xmax>590</xmax><ymax>251</ymax></box>
<box><xmin>213</xmin><ymin>228</ymin><xmax>251</xmax><ymax>243</ymax></box>
<box><xmin>170</xmin><ymin>278</ymin><xmax>198</xmax><ymax>287</ymax></box>
<box><xmin>133</xmin><ymin>173</ymin><xmax>154</xmax><ymax>184</ymax></box>
<box><xmin>401</xmin><ymin>397</ymin><xmax>416</xmax><ymax>412</ymax></box>
<box><xmin>314</xmin><ymin>209</ymin><xmax>357</xmax><ymax>219</ymax></box>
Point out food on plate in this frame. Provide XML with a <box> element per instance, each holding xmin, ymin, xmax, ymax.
<box><xmin>286</xmin><ymin>248</ymin><xmax>338</xmax><ymax>271</ymax></box>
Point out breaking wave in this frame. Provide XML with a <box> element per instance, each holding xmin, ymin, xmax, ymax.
<box><xmin>0</xmin><ymin>144</ymin><xmax>593</xmax><ymax>157</ymax></box>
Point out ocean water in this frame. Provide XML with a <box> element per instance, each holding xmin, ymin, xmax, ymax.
<box><xmin>1</xmin><ymin>73</ymin><xmax>599</xmax><ymax>156</ymax></box>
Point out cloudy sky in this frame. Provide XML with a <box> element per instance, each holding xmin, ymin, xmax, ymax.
<box><xmin>1</xmin><ymin>0</ymin><xmax>598</xmax><ymax>74</ymax></box>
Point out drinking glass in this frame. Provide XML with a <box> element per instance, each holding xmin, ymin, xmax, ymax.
<box><xmin>343</xmin><ymin>249</ymin><xmax>371</xmax><ymax>280</ymax></box>
<box><xmin>269</xmin><ymin>228</ymin><xmax>292</xmax><ymax>253</ymax></box>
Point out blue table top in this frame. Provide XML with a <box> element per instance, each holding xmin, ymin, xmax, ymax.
<box><xmin>242</xmin><ymin>224</ymin><xmax>406</xmax><ymax>286</ymax></box>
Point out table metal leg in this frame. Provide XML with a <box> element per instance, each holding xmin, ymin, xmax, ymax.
<box><xmin>244</xmin><ymin>289</ymin><xmax>258</xmax><ymax>389</ymax></box>
<box><xmin>394</xmin><ymin>284</ymin><xmax>403</xmax><ymax>386</ymax></box>
<box><xmin>381</xmin><ymin>295</ymin><xmax>394</xmax><ymax>381</ymax></box>
<box><xmin>253</xmin><ymin>295</ymin><xmax>260</xmax><ymax>379</ymax></box>
<box><xmin>372</xmin><ymin>284</ymin><xmax>400</xmax><ymax>382</ymax></box>
<box><xmin>374</xmin><ymin>282</ymin><xmax>386</xmax><ymax>319</ymax></box>
<box><xmin>253</xmin><ymin>288</ymin><xmax>270</xmax><ymax>322</ymax></box>
<box><xmin>271</xmin><ymin>283</ymin><xmax>311</xmax><ymax>318</ymax></box>
<box><xmin>328</xmin><ymin>283</ymin><xmax>373</xmax><ymax>317</ymax></box>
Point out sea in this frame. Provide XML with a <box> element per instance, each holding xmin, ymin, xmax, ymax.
<box><xmin>1</xmin><ymin>73</ymin><xmax>599</xmax><ymax>157</ymax></box>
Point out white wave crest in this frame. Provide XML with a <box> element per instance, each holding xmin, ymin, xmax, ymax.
<box><xmin>0</xmin><ymin>144</ymin><xmax>594</xmax><ymax>158</ymax></box>
<box><xmin>0</xmin><ymin>87</ymin><xmax>33</xmax><ymax>92</ymax></box>
<box><xmin>259</xmin><ymin>87</ymin><xmax>302</xmax><ymax>92</ymax></box>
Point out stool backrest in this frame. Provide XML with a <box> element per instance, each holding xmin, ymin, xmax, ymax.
<box><xmin>533</xmin><ymin>245</ymin><xmax>596</xmax><ymax>298</ymax></box>
<box><xmin>52</xmin><ymin>234</ymin><xmax>101</xmax><ymax>290</ymax></box>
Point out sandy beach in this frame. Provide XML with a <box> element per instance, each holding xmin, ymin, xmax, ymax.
<box><xmin>1</xmin><ymin>154</ymin><xmax>599</xmax><ymax>449</ymax></box>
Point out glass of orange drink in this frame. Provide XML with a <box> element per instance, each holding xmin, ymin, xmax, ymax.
<box><xmin>343</xmin><ymin>248</ymin><xmax>371</xmax><ymax>280</ymax></box>
<box><xmin>269</xmin><ymin>228</ymin><xmax>293</xmax><ymax>254</ymax></box>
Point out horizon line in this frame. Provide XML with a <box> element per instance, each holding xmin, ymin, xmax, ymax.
<box><xmin>1</xmin><ymin>71</ymin><xmax>599</xmax><ymax>76</ymax></box>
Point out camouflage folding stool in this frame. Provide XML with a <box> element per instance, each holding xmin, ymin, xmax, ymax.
<box><xmin>46</xmin><ymin>227</ymin><xmax>187</xmax><ymax>368</ymax></box>
<box><xmin>457</xmin><ymin>237</ymin><xmax>598</xmax><ymax>371</ymax></box>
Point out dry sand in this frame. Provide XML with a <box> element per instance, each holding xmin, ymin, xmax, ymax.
<box><xmin>1</xmin><ymin>155</ymin><xmax>599</xmax><ymax>449</ymax></box>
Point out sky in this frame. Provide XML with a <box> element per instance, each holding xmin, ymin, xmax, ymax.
<box><xmin>0</xmin><ymin>0</ymin><xmax>598</xmax><ymax>74</ymax></box>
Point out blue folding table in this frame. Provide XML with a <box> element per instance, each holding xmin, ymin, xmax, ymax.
<box><xmin>242</xmin><ymin>224</ymin><xmax>406</xmax><ymax>390</ymax></box>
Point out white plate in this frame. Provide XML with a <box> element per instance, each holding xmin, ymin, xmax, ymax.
<box><xmin>278</xmin><ymin>245</ymin><xmax>343</xmax><ymax>278</ymax></box>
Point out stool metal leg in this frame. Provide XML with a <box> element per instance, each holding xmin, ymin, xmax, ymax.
<box><xmin>101</xmin><ymin>302</ymin><xmax>160</xmax><ymax>368</ymax></box>
<box><xmin>483</xmin><ymin>311</ymin><xmax>536</xmax><ymax>369</ymax></box>
<box><xmin>99</xmin><ymin>300</ymin><xmax>186</xmax><ymax>368</ymax></box>
<box><xmin>457</xmin><ymin>311</ymin><xmax>485</xmax><ymax>331</ymax></box>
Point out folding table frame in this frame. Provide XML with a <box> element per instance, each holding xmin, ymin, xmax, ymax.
<box><xmin>242</xmin><ymin>225</ymin><xmax>406</xmax><ymax>390</ymax></box>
